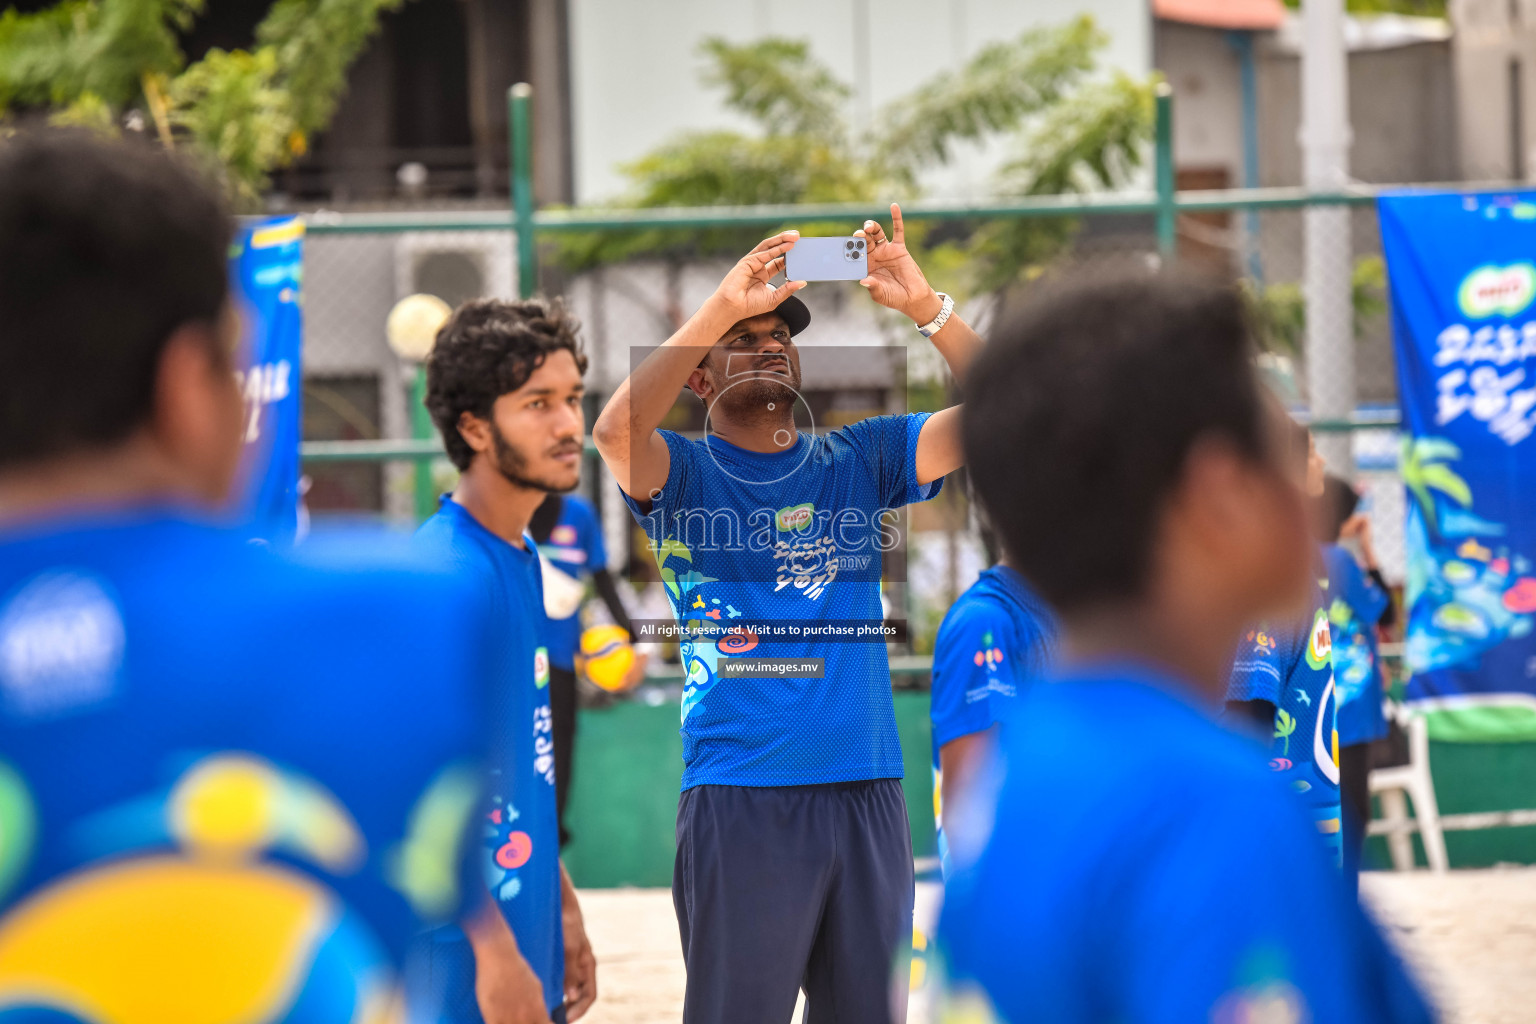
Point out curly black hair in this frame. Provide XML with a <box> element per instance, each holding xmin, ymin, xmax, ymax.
<box><xmin>425</xmin><ymin>297</ymin><xmax>589</xmax><ymax>470</ymax></box>
<box><xmin>0</xmin><ymin>130</ymin><xmax>230</xmax><ymax>470</ymax></box>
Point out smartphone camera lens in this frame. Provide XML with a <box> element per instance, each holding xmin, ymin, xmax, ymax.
<box><xmin>845</xmin><ymin>240</ymin><xmax>857</xmax><ymax>250</ymax></box>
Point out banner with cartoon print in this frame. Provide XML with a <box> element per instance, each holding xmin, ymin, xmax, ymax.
<box><xmin>230</xmin><ymin>216</ymin><xmax>304</xmax><ymax>541</ymax></box>
<box><xmin>1380</xmin><ymin>190</ymin><xmax>1536</xmax><ymax>732</ymax></box>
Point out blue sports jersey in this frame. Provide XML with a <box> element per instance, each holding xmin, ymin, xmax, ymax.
<box><xmin>0</xmin><ymin>511</ymin><xmax>488</xmax><ymax>1023</ymax></box>
<box><xmin>623</xmin><ymin>415</ymin><xmax>942</xmax><ymax>789</ymax></box>
<box><xmin>415</xmin><ymin>498</ymin><xmax>564</xmax><ymax>1018</ymax></box>
<box><xmin>929</xmin><ymin>565</ymin><xmax>1055</xmax><ymax>878</ymax></box>
<box><xmin>538</xmin><ymin>494</ymin><xmax>608</xmax><ymax>672</ymax></box>
<box><xmin>1323</xmin><ymin>543</ymin><xmax>1392</xmax><ymax>747</ymax></box>
<box><xmin>935</xmin><ymin>663</ymin><xmax>1434</xmax><ymax>1024</ymax></box>
<box><xmin>1227</xmin><ymin>575</ymin><xmax>1343</xmax><ymax>865</ymax></box>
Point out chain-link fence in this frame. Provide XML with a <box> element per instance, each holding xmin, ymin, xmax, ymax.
<box><xmin>293</xmin><ymin>89</ymin><xmax>1528</xmax><ymax>663</ymax></box>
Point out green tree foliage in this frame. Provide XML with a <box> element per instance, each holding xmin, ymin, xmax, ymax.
<box><xmin>1244</xmin><ymin>254</ymin><xmax>1388</xmax><ymax>356</ymax></box>
<box><xmin>0</xmin><ymin>0</ymin><xmax>402</xmax><ymax>204</ymax></box>
<box><xmin>557</xmin><ymin>17</ymin><xmax>1158</xmax><ymax>298</ymax></box>
<box><xmin>1282</xmin><ymin>0</ymin><xmax>1446</xmax><ymax>13</ymax></box>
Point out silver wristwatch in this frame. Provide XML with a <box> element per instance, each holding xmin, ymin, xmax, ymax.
<box><xmin>916</xmin><ymin>292</ymin><xmax>954</xmax><ymax>338</ymax></box>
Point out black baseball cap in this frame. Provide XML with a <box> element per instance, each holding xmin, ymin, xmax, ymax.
<box><xmin>775</xmin><ymin>295</ymin><xmax>811</xmax><ymax>336</ymax></box>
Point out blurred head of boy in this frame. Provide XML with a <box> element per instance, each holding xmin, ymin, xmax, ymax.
<box><xmin>963</xmin><ymin>270</ymin><xmax>1311</xmax><ymax>696</ymax></box>
<box><xmin>0</xmin><ymin>131</ymin><xmax>241</xmax><ymax>515</ymax></box>
<box><xmin>425</xmin><ymin>299</ymin><xmax>588</xmax><ymax>500</ymax></box>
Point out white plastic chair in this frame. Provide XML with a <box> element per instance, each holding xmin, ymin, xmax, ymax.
<box><xmin>1367</xmin><ymin>702</ymin><xmax>1449</xmax><ymax>873</ymax></box>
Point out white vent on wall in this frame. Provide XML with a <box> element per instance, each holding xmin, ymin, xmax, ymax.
<box><xmin>393</xmin><ymin>232</ymin><xmax>515</xmax><ymax>312</ymax></box>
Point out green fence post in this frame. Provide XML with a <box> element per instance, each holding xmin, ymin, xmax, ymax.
<box><xmin>509</xmin><ymin>83</ymin><xmax>537</xmax><ymax>300</ymax></box>
<box><xmin>1154</xmin><ymin>82</ymin><xmax>1176</xmax><ymax>260</ymax></box>
<box><xmin>410</xmin><ymin>366</ymin><xmax>436</xmax><ymax>520</ymax></box>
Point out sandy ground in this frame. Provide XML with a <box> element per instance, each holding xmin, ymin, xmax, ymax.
<box><xmin>1361</xmin><ymin>867</ymin><xmax>1536</xmax><ymax>1024</ymax></box>
<box><xmin>575</xmin><ymin>867</ymin><xmax>1536</xmax><ymax>1024</ymax></box>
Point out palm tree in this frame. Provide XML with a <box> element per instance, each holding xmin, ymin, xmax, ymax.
<box><xmin>1400</xmin><ymin>437</ymin><xmax>1472</xmax><ymax>535</ymax></box>
<box><xmin>1274</xmin><ymin>709</ymin><xmax>1297</xmax><ymax>756</ymax></box>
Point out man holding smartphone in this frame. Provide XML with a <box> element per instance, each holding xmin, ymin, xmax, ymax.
<box><xmin>593</xmin><ymin>204</ymin><xmax>979</xmax><ymax>1023</ymax></box>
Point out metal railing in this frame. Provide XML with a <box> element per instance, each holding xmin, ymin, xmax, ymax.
<box><xmin>296</xmin><ymin>83</ymin><xmax>1530</xmax><ymax>467</ymax></box>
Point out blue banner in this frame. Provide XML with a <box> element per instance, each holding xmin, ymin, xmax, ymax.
<box><xmin>230</xmin><ymin>216</ymin><xmax>304</xmax><ymax>541</ymax></box>
<box><xmin>1380</xmin><ymin>191</ymin><xmax>1536</xmax><ymax>719</ymax></box>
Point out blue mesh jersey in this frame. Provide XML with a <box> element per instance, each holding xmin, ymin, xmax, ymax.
<box><xmin>414</xmin><ymin>498</ymin><xmax>564</xmax><ymax>1019</ymax></box>
<box><xmin>0</xmin><ymin>510</ymin><xmax>489</xmax><ymax>1024</ymax></box>
<box><xmin>929</xmin><ymin>565</ymin><xmax>1056</xmax><ymax>878</ymax></box>
<box><xmin>622</xmin><ymin>415</ymin><xmax>942</xmax><ymax>789</ymax></box>
<box><xmin>934</xmin><ymin>663</ymin><xmax>1434</xmax><ymax>1024</ymax></box>
<box><xmin>1227</xmin><ymin>573</ymin><xmax>1343</xmax><ymax>866</ymax></box>
<box><xmin>537</xmin><ymin>494</ymin><xmax>607</xmax><ymax>672</ymax></box>
<box><xmin>1323</xmin><ymin>543</ymin><xmax>1392</xmax><ymax>747</ymax></box>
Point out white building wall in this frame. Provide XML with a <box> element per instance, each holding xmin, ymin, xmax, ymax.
<box><xmin>567</xmin><ymin>0</ymin><xmax>1152</xmax><ymax>204</ymax></box>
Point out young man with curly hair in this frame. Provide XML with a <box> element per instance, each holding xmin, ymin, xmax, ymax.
<box><xmin>413</xmin><ymin>299</ymin><xmax>598</xmax><ymax>1024</ymax></box>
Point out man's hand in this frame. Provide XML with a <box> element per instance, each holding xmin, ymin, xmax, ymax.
<box><xmin>704</xmin><ymin>230</ymin><xmax>807</xmax><ymax>325</ymax></box>
<box><xmin>464</xmin><ymin>897</ymin><xmax>552</xmax><ymax>1024</ymax></box>
<box><xmin>477</xmin><ymin>950</ymin><xmax>554</xmax><ymax>1024</ymax></box>
<box><xmin>857</xmin><ymin>203</ymin><xmax>942</xmax><ymax>324</ymax></box>
<box><xmin>560</xmin><ymin>866</ymin><xmax>598</xmax><ymax>1020</ymax></box>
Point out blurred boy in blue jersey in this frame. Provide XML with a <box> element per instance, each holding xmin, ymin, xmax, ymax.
<box><xmin>937</xmin><ymin>270</ymin><xmax>1434</xmax><ymax>1024</ymax></box>
<box><xmin>1319</xmin><ymin>473</ymin><xmax>1396</xmax><ymax>893</ymax></box>
<box><xmin>594</xmin><ymin>207</ymin><xmax>977</xmax><ymax>1023</ymax></box>
<box><xmin>928</xmin><ymin>560</ymin><xmax>1055</xmax><ymax>879</ymax></box>
<box><xmin>1227</xmin><ymin>424</ymin><xmax>1345</xmax><ymax>867</ymax></box>
<box><xmin>0</xmin><ymin>131</ymin><xmax>491</xmax><ymax>1022</ymax></box>
<box><xmin>529</xmin><ymin>491</ymin><xmax>643</xmax><ymax>847</ymax></box>
<box><xmin>414</xmin><ymin>299</ymin><xmax>598</xmax><ymax>1024</ymax></box>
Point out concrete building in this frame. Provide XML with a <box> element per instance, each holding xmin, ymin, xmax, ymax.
<box><xmin>567</xmin><ymin>0</ymin><xmax>1152</xmax><ymax>204</ymax></box>
<box><xmin>1451</xmin><ymin>0</ymin><xmax>1536</xmax><ymax>181</ymax></box>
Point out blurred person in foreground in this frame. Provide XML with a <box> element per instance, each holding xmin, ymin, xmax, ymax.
<box><xmin>0</xmin><ymin>131</ymin><xmax>491</xmax><ymax>1021</ymax></box>
<box><xmin>413</xmin><ymin>299</ymin><xmax>598</xmax><ymax>1024</ymax></box>
<box><xmin>1318</xmin><ymin>473</ymin><xmax>1396</xmax><ymax>894</ymax></box>
<box><xmin>928</xmin><ymin>554</ymin><xmax>1056</xmax><ymax>880</ymax></box>
<box><xmin>529</xmin><ymin>489</ymin><xmax>645</xmax><ymax>847</ymax></box>
<box><xmin>1225</xmin><ymin>423</ymin><xmax>1345</xmax><ymax>869</ymax></box>
<box><xmin>593</xmin><ymin>206</ymin><xmax>972</xmax><ymax>1023</ymax></box>
<box><xmin>936</xmin><ymin>271</ymin><xmax>1434</xmax><ymax>1023</ymax></box>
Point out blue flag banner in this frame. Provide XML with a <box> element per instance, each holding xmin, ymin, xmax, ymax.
<box><xmin>1380</xmin><ymin>191</ymin><xmax>1536</xmax><ymax>738</ymax></box>
<box><xmin>230</xmin><ymin>215</ymin><xmax>304</xmax><ymax>540</ymax></box>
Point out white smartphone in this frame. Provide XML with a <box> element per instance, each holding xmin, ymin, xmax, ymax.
<box><xmin>785</xmin><ymin>236</ymin><xmax>868</xmax><ymax>282</ymax></box>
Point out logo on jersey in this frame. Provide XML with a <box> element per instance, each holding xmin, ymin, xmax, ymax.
<box><xmin>551</xmin><ymin>525</ymin><xmax>577</xmax><ymax>546</ymax></box>
<box><xmin>0</xmin><ymin>572</ymin><xmax>125</xmax><ymax>719</ymax></box>
<box><xmin>533</xmin><ymin>647</ymin><xmax>550</xmax><ymax>688</ymax></box>
<box><xmin>775</xmin><ymin>503</ymin><xmax>815</xmax><ymax>533</ymax></box>
<box><xmin>1304</xmin><ymin>610</ymin><xmax>1332</xmax><ymax>670</ymax></box>
<box><xmin>971</xmin><ymin>631</ymin><xmax>1005</xmax><ymax>671</ymax></box>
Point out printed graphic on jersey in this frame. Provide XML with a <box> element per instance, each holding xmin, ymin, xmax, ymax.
<box><xmin>1305</xmin><ymin>610</ymin><xmax>1332</xmax><ymax>670</ymax></box>
<box><xmin>0</xmin><ymin>752</ymin><xmax>446</xmax><ymax>1024</ymax></box>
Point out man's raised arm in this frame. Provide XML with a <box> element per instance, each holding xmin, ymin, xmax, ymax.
<box><xmin>856</xmin><ymin>204</ymin><xmax>985</xmax><ymax>486</ymax></box>
<box><xmin>592</xmin><ymin>231</ymin><xmax>805</xmax><ymax>502</ymax></box>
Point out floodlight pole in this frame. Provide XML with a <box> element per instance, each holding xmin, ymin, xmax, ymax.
<box><xmin>510</xmin><ymin>83</ymin><xmax>538</xmax><ymax>300</ymax></box>
<box><xmin>1301</xmin><ymin>0</ymin><xmax>1355</xmax><ymax>475</ymax></box>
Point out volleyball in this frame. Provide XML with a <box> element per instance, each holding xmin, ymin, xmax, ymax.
<box><xmin>579</xmin><ymin>625</ymin><xmax>637</xmax><ymax>692</ymax></box>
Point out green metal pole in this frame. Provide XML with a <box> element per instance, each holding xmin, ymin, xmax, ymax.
<box><xmin>1154</xmin><ymin>83</ymin><xmax>1176</xmax><ymax>259</ymax></box>
<box><xmin>509</xmin><ymin>83</ymin><xmax>537</xmax><ymax>300</ymax></box>
<box><xmin>410</xmin><ymin>365</ymin><xmax>436</xmax><ymax>520</ymax></box>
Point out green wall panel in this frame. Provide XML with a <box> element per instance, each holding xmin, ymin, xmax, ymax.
<box><xmin>562</xmin><ymin>697</ymin><xmax>1536</xmax><ymax>888</ymax></box>
<box><xmin>563</xmin><ymin>693</ymin><xmax>938</xmax><ymax>889</ymax></box>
